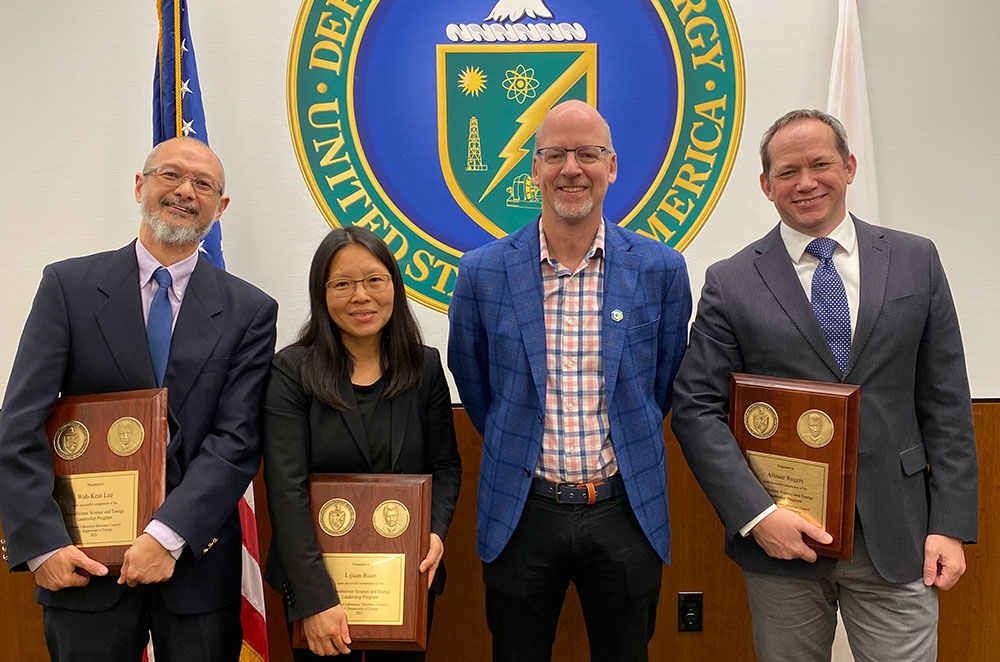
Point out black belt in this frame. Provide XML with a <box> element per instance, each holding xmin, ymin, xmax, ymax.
<box><xmin>531</xmin><ymin>473</ymin><xmax>626</xmax><ymax>505</ymax></box>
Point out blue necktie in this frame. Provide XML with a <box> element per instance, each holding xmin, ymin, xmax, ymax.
<box><xmin>805</xmin><ymin>237</ymin><xmax>851</xmax><ymax>373</ymax></box>
<box><xmin>147</xmin><ymin>267</ymin><xmax>173</xmax><ymax>386</ymax></box>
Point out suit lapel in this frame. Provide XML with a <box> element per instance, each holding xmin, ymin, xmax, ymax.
<box><xmin>601</xmin><ymin>224</ymin><xmax>638</xmax><ymax>403</ymax></box>
<box><xmin>95</xmin><ymin>243</ymin><xmax>158</xmax><ymax>388</ymax></box>
<box><xmin>754</xmin><ymin>226</ymin><xmax>843</xmax><ymax>378</ymax></box>
<box><xmin>388</xmin><ymin>388</ymin><xmax>414</xmax><ymax>469</ymax></box>
<box><xmin>164</xmin><ymin>257</ymin><xmax>222</xmax><ymax>412</ymax></box>
<box><xmin>846</xmin><ymin>216</ymin><xmax>889</xmax><ymax>376</ymax></box>
<box><xmin>505</xmin><ymin>221</ymin><xmax>548</xmax><ymax>405</ymax></box>
<box><xmin>337</xmin><ymin>378</ymin><xmax>373</xmax><ymax>469</ymax></box>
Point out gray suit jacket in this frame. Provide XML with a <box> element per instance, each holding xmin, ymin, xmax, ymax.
<box><xmin>671</xmin><ymin>216</ymin><xmax>977</xmax><ymax>583</ymax></box>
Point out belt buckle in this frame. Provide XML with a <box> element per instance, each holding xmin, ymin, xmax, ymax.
<box><xmin>556</xmin><ymin>480</ymin><xmax>600</xmax><ymax>505</ymax></box>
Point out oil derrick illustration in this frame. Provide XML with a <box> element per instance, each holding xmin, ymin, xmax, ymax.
<box><xmin>466</xmin><ymin>117</ymin><xmax>488</xmax><ymax>172</ymax></box>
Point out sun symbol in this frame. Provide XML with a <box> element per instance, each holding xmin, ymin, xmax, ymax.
<box><xmin>502</xmin><ymin>64</ymin><xmax>539</xmax><ymax>104</ymax></box>
<box><xmin>458</xmin><ymin>66</ymin><xmax>487</xmax><ymax>96</ymax></box>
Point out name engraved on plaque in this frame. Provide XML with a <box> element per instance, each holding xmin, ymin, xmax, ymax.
<box><xmin>322</xmin><ymin>553</ymin><xmax>406</xmax><ymax>626</ymax></box>
<box><xmin>53</xmin><ymin>470</ymin><xmax>139</xmax><ymax>547</ymax></box>
<box><xmin>745</xmin><ymin>451</ymin><xmax>829</xmax><ymax>529</ymax></box>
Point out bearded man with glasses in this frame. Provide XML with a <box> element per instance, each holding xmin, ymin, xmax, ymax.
<box><xmin>0</xmin><ymin>136</ymin><xmax>277</xmax><ymax>661</ymax></box>
<box><xmin>449</xmin><ymin>100</ymin><xmax>692</xmax><ymax>662</ymax></box>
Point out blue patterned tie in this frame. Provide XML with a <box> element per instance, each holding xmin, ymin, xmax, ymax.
<box><xmin>805</xmin><ymin>237</ymin><xmax>851</xmax><ymax>373</ymax></box>
<box><xmin>147</xmin><ymin>267</ymin><xmax>173</xmax><ymax>386</ymax></box>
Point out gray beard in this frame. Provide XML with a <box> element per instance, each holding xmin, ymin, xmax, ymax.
<box><xmin>141</xmin><ymin>204</ymin><xmax>212</xmax><ymax>246</ymax></box>
<box><xmin>552</xmin><ymin>197</ymin><xmax>593</xmax><ymax>220</ymax></box>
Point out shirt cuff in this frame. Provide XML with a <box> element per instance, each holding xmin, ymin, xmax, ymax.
<box><xmin>145</xmin><ymin>519</ymin><xmax>186</xmax><ymax>560</ymax></box>
<box><xmin>739</xmin><ymin>504</ymin><xmax>777</xmax><ymax>538</ymax></box>
<box><xmin>27</xmin><ymin>549</ymin><xmax>59</xmax><ymax>572</ymax></box>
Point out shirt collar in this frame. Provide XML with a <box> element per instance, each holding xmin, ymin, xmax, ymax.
<box><xmin>779</xmin><ymin>213</ymin><xmax>857</xmax><ymax>264</ymax></box>
<box><xmin>135</xmin><ymin>238</ymin><xmax>200</xmax><ymax>296</ymax></box>
<box><xmin>539</xmin><ymin>218</ymin><xmax>606</xmax><ymax>272</ymax></box>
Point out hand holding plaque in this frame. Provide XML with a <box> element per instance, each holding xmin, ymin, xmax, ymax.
<box><xmin>46</xmin><ymin>389</ymin><xmax>168</xmax><ymax>574</ymax></box>
<box><xmin>730</xmin><ymin>374</ymin><xmax>859</xmax><ymax>560</ymax></box>
<box><xmin>294</xmin><ymin>474</ymin><xmax>432</xmax><ymax>651</ymax></box>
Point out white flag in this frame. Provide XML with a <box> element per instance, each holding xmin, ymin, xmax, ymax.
<box><xmin>827</xmin><ymin>0</ymin><xmax>880</xmax><ymax>224</ymax></box>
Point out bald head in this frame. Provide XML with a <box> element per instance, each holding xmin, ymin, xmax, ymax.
<box><xmin>534</xmin><ymin>100</ymin><xmax>614</xmax><ymax>153</ymax></box>
<box><xmin>143</xmin><ymin>137</ymin><xmax>226</xmax><ymax>194</ymax></box>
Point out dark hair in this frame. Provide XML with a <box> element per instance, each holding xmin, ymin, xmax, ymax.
<box><xmin>292</xmin><ymin>226</ymin><xmax>424</xmax><ymax>409</ymax></box>
<box><xmin>759</xmin><ymin>109</ymin><xmax>851</xmax><ymax>179</ymax></box>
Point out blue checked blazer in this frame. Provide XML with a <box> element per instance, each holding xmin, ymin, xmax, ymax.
<box><xmin>448</xmin><ymin>219</ymin><xmax>691</xmax><ymax>563</ymax></box>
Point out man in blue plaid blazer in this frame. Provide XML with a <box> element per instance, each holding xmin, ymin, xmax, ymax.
<box><xmin>448</xmin><ymin>101</ymin><xmax>691</xmax><ymax>662</ymax></box>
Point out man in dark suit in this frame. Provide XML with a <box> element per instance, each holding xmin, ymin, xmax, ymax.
<box><xmin>671</xmin><ymin>109</ymin><xmax>977</xmax><ymax>661</ymax></box>
<box><xmin>448</xmin><ymin>101</ymin><xmax>691</xmax><ymax>661</ymax></box>
<box><xmin>0</xmin><ymin>137</ymin><xmax>278</xmax><ymax>661</ymax></box>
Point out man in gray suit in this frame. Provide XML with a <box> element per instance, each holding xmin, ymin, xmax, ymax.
<box><xmin>671</xmin><ymin>109</ymin><xmax>977</xmax><ymax>662</ymax></box>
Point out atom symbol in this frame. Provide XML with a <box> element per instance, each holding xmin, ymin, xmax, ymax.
<box><xmin>502</xmin><ymin>64</ymin><xmax>538</xmax><ymax>104</ymax></box>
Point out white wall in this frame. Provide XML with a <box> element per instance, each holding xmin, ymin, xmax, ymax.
<box><xmin>2</xmin><ymin>1</ymin><xmax>997</xmax><ymax>401</ymax></box>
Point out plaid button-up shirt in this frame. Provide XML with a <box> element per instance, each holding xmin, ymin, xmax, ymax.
<box><xmin>535</xmin><ymin>221</ymin><xmax>617</xmax><ymax>483</ymax></box>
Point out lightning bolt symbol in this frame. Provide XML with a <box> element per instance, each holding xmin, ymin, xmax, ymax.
<box><xmin>478</xmin><ymin>49</ymin><xmax>597</xmax><ymax>203</ymax></box>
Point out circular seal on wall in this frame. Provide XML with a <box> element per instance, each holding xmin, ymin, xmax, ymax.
<box><xmin>796</xmin><ymin>409</ymin><xmax>834</xmax><ymax>449</ymax></box>
<box><xmin>373</xmin><ymin>499</ymin><xmax>410</xmax><ymax>539</ymax></box>
<box><xmin>319</xmin><ymin>498</ymin><xmax>357</xmax><ymax>537</ymax></box>
<box><xmin>108</xmin><ymin>417</ymin><xmax>145</xmax><ymax>457</ymax></box>
<box><xmin>288</xmin><ymin>0</ymin><xmax>745</xmax><ymax>311</ymax></box>
<box><xmin>53</xmin><ymin>421</ymin><xmax>89</xmax><ymax>460</ymax></box>
<box><xmin>744</xmin><ymin>402</ymin><xmax>778</xmax><ymax>440</ymax></box>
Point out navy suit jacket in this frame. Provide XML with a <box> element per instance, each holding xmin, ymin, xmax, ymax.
<box><xmin>448</xmin><ymin>220</ymin><xmax>691</xmax><ymax>563</ymax></box>
<box><xmin>0</xmin><ymin>242</ymin><xmax>277</xmax><ymax>613</ymax></box>
<box><xmin>671</xmin><ymin>217</ymin><xmax>978</xmax><ymax>582</ymax></box>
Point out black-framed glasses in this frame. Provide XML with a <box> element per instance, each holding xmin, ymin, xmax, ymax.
<box><xmin>325</xmin><ymin>273</ymin><xmax>392</xmax><ymax>297</ymax></box>
<box><xmin>534</xmin><ymin>145</ymin><xmax>610</xmax><ymax>167</ymax></box>
<box><xmin>143</xmin><ymin>167</ymin><xmax>222</xmax><ymax>195</ymax></box>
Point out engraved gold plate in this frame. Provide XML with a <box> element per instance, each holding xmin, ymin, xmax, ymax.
<box><xmin>322</xmin><ymin>553</ymin><xmax>405</xmax><ymax>625</ymax></box>
<box><xmin>796</xmin><ymin>409</ymin><xmax>835</xmax><ymax>448</ymax></box>
<box><xmin>52</xmin><ymin>470</ymin><xmax>139</xmax><ymax>547</ymax></box>
<box><xmin>373</xmin><ymin>500</ymin><xmax>410</xmax><ymax>539</ymax></box>
<box><xmin>744</xmin><ymin>402</ymin><xmax>778</xmax><ymax>439</ymax></box>
<box><xmin>107</xmin><ymin>417</ymin><xmax>144</xmax><ymax>457</ymax></box>
<box><xmin>745</xmin><ymin>451</ymin><xmax>829</xmax><ymax>529</ymax></box>
<box><xmin>319</xmin><ymin>498</ymin><xmax>357</xmax><ymax>537</ymax></box>
<box><xmin>53</xmin><ymin>421</ymin><xmax>89</xmax><ymax>460</ymax></box>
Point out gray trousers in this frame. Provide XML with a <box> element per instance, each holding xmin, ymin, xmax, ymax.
<box><xmin>743</xmin><ymin>525</ymin><xmax>938</xmax><ymax>662</ymax></box>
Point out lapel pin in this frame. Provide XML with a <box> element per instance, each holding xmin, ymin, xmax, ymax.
<box><xmin>611</xmin><ymin>309</ymin><xmax>624</xmax><ymax>322</ymax></box>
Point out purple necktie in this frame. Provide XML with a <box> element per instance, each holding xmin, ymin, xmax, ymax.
<box><xmin>147</xmin><ymin>267</ymin><xmax>173</xmax><ymax>386</ymax></box>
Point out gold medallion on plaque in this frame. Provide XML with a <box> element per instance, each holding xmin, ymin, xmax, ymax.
<box><xmin>796</xmin><ymin>409</ymin><xmax>835</xmax><ymax>448</ymax></box>
<box><xmin>373</xmin><ymin>500</ymin><xmax>409</xmax><ymax>539</ymax></box>
<box><xmin>319</xmin><ymin>498</ymin><xmax>356</xmax><ymax>537</ymax></box>
<box><xmin>744</xmin><ymin>402</ymin><xmax>778</xmax><ymax>440</ymax></box>
<box><xmin>53</xmin><ymin>421</ymin><xmax>89</xmax><ymax>460</ymax></box>
<box><xmin>107</xmin><ymin>417</ymin><xmax>144</xmax><ymax>457</ymax></box>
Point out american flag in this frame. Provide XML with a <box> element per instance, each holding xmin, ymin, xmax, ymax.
<box><xmin>151</xmin><ymin>1</ymin><xmax>268</xmax><ymax>660</ymax></box>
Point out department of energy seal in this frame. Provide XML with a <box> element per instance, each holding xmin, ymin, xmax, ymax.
<box><xmin>53</xmin><ymin>421</ymin><xmax>89</xmax><ymax>460</ymax></box>
<box><xmin>373</xmin><ymin>500</ymin><xmax>410</xmax><ymax>539</ymax></box>
<box><xmin>108</xmin><ymin>417</ymin><xmax>144</xmax><ymax>457</ymax></box>
<box><xmin>744</xmin><ymin>402</ymin><xmax>778</xmax><ymax>440</ymax></box>
<box><xmin>319</xmin><ymin>498</ymin><xmax>357</xmax><ymax>537</ymax></box>
<box><xmin>288</xmin><ymin>0</ymin><xmax>745</xmax><ymax>312</ymax></box>
<box><xmin>796</xmin><ymin>409</ymin><xmax>834</xmax><ymax>449</ymax></box>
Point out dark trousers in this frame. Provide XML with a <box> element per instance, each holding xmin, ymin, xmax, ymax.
<box><xmin>483</xmin><ymin>492</ymin><xmax>663</xmax><ymax>662</ymax></box>
<box><xmin>289</xmin><ymin>592</ymin><xmax>436</xmax><ymax>662</ymax></box>
<box><xmin>43</xmin><ymin>584</ymin><xmax>241</xmax><ymax>662</ymax></box>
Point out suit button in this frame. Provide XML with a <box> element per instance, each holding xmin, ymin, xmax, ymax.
<box><xmin>537</xmin><ymin>414</ymin><xmax>543</xmax><ymax>423</ymax></box>
<box><xmin>394</xmin><ymin>466</ymin><xmax>404</xmax><ymax>473</ymax></box>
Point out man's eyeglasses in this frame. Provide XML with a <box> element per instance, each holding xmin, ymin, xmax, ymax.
<box><xmin>325</xmin><ymin>274</ymin><xmax>392</xmax><ymax>297</ymax></box>
<box><xmin>534</xmin><ymin>145</ymin><xmax>610</xmax><ymax>167</ymax></box>
<box><xmin>143</xmin><ymin>168</ymin><xmax>223</xmax><ymax>196</ymax></box>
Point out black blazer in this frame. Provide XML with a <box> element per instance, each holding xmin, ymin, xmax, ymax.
<box><xmin>0</xmin><ymin>242</ymin><xmax>278</xmax><ymax>613</ymax></box>
<box><xmin>262</xmin><ymin>345</ymin><xmax>461</xmax><ymax>621</ymax></box>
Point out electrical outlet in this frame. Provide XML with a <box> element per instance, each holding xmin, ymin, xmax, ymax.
<box><xmin>678</xmin><ymin>591</ymin><xmax>703</xmax><ymax>631</ymax></box>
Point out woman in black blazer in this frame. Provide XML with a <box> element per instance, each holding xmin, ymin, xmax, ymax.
<box><xmin>263</xmin><ymin>226</ymin><xmax>461</xmax><ymax>660</ymax></box>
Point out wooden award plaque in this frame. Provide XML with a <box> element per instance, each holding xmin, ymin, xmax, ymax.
<box><xmin>293</xmin><ymin>474</ymin><xmax>432</xmax><ymax>651</ymax></box>
<box><xmin>730</xmin><ymin>374</ymin><xmax>859</xmax><ymax>560</ymax></box>
<box><xmin>45</xmin><ymin>388</ymin><xmax>168</xmax><ymax>573</ymax></box>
